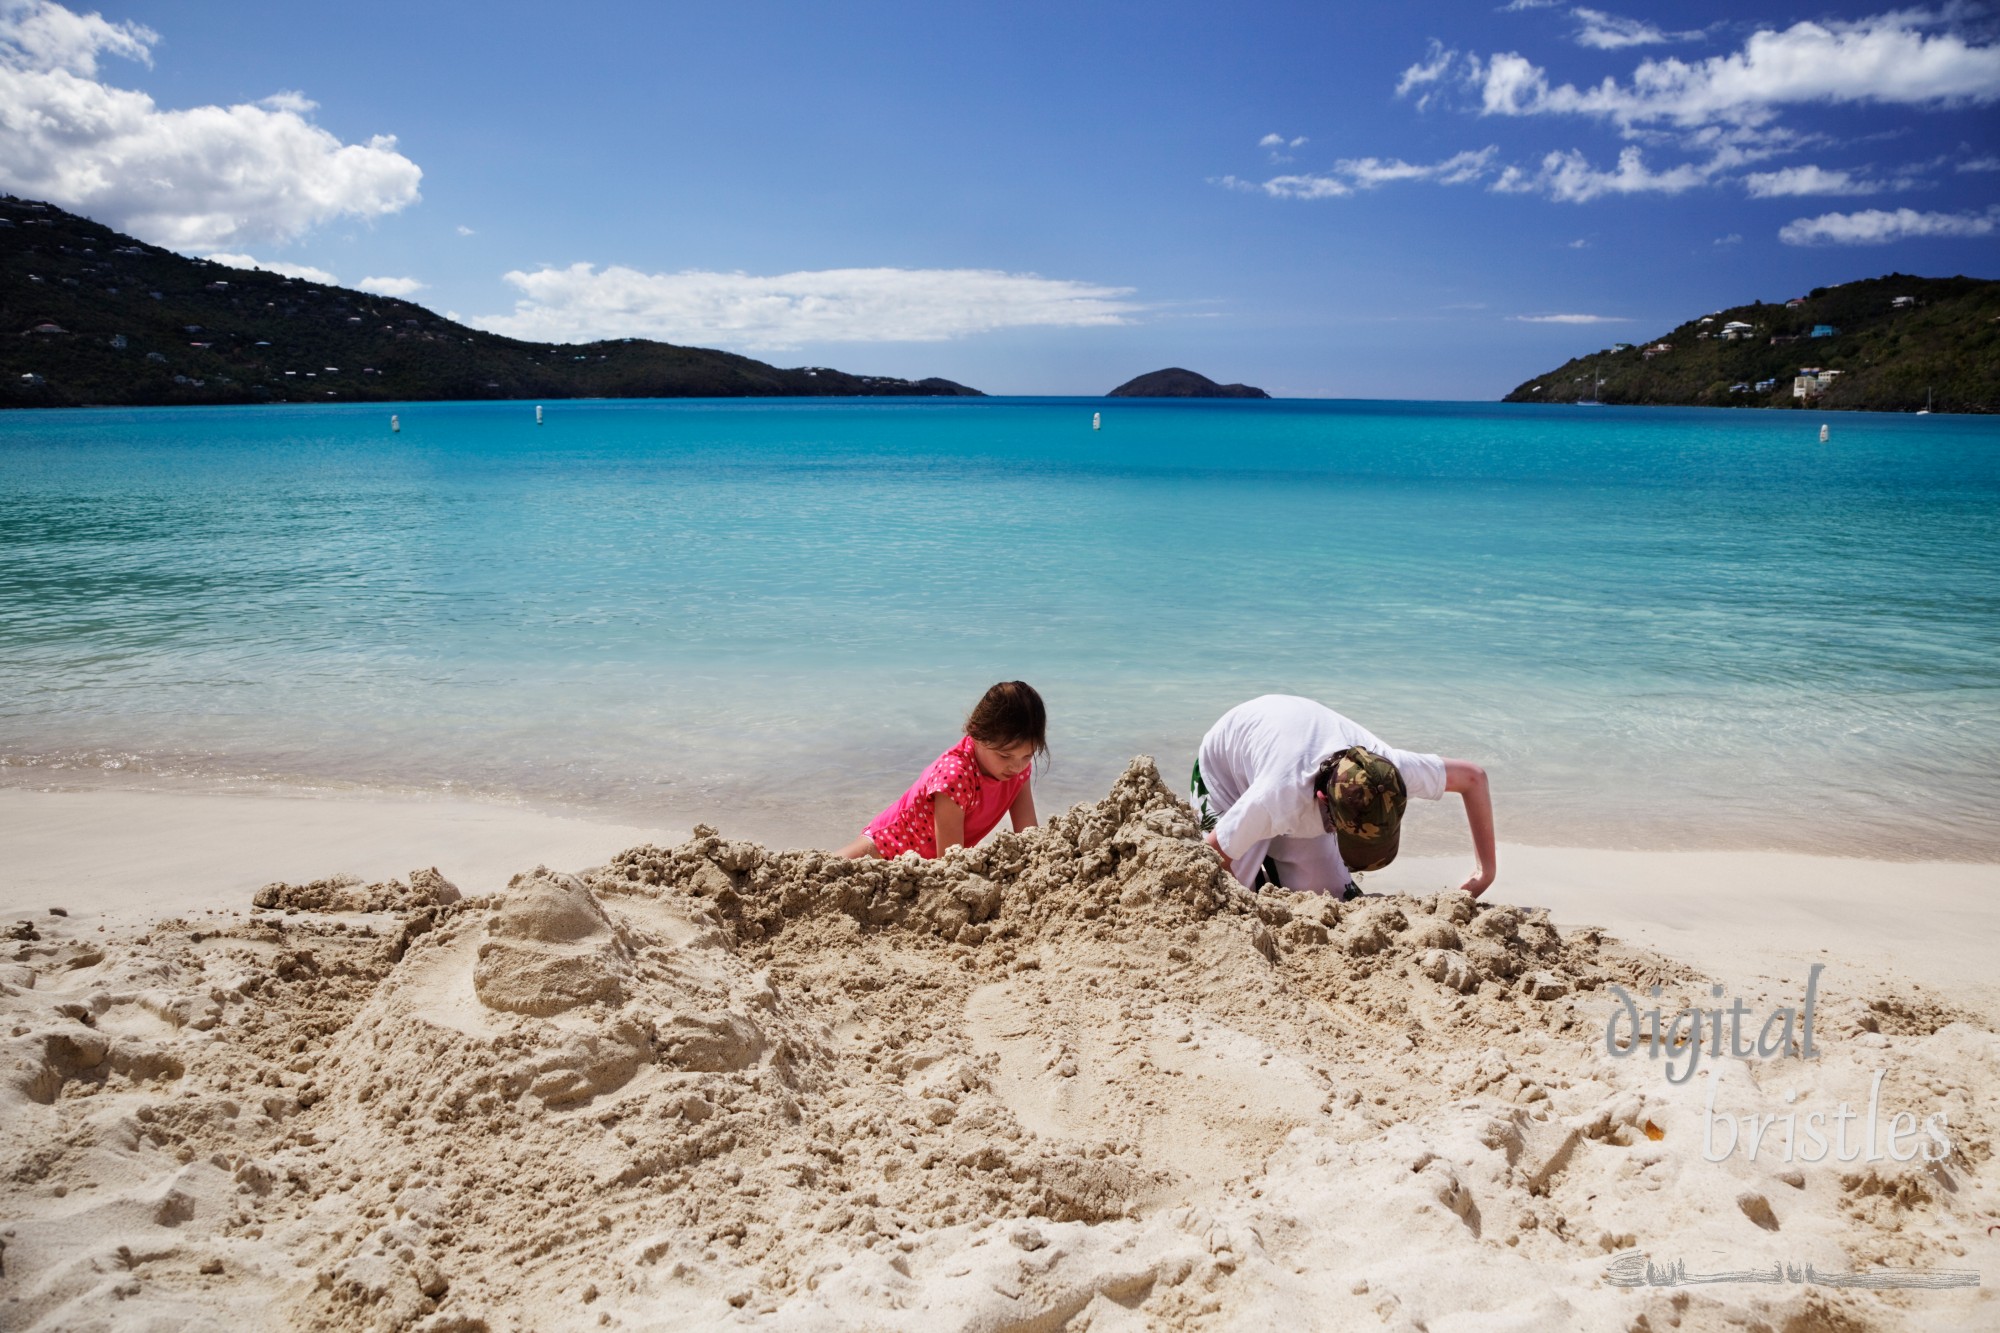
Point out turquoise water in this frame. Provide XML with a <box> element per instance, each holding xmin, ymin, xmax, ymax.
<box><xmin>2</xmin><ymin>397</ymin><xmax>1996</xmax><ymax>859</ymax></box>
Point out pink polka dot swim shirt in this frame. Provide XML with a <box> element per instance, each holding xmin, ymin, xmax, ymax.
<box><xmin>865</xmin><ymin>735</ymin><xmax>1032</xmax><ymax>858</ymax></box>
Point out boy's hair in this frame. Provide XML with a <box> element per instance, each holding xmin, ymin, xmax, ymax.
<box><xmin>965</xmin><ymin>681</ymin><xmax>1048</xmax><ymax>758</ymax></box>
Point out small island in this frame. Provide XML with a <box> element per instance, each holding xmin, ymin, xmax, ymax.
<box><xmin>1107</xmin><ymin>367</ymin><xmax>1270</xmax><ymax>399</ymax></box>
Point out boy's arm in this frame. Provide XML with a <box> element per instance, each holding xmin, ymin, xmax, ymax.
<box><xmin>932</xmin><ymin>794</ymin><xmax>968</xmax><ymax>854</ymax></box>
<box><xmin>1008</xmin><ymin>783</ymin><xmax>1038</xmax><ymax>832</ymax></box>
<box><xmin>1206</xmin><ymin>776</ymin><xmax>1280</xmax><ymax>879</ymax></box>
<box><xmin>1443</xmin><ymin>758</ymin><xmax>1496</xmax><ymax>897</ymax></box>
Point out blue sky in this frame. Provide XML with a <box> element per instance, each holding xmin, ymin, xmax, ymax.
<box><xmin>3</xmin><ymin>0</ymin><xmax>1996</xmax><ymax>396</ymax></box>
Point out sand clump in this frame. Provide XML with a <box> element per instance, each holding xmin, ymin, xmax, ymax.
<box><xmin>1</xmin><ymin>759</ymin><xmax>1994</xmax><ymax>1331</ymax></box>
<box><xmin>254</xmin><ymin>868</ymin><xmax>463</xmax><ymax>915</ymax></box>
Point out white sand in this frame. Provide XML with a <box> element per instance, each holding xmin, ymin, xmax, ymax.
<box><xmin>1373</xmin><ymin>846</ymin><xmax>2000</xmax><ymax>1029</ymax></box>
<box><xmin>3</xmin><ymin>771</ymin><xmax>1995</xmax><ymax>1331</ymax></box>
<box><xmin>0</xmin><ymin>786</ymin><xmax>677</xmax><ymax>924</ymax></box>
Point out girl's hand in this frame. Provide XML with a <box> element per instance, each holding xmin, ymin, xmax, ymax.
<box><xmin>1008</xmin><ymin>783</ymin><xmax>1038</xmax><ymax>833</ymax></box>
<box><xmin>932</xmin><ymin>794</ymin><xmax>967</xmax><ymax>854</ymax></box>
<box><xmin>1455</xmin><ymin>868</ymin><xmax>1494</xmax><ymax>898</ymax></box>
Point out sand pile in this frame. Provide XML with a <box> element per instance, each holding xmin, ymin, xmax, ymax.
<box><xmin>2</xmin><ymin>759</ymin><xmax>1994</xmax><ymax>1331</ymax></box>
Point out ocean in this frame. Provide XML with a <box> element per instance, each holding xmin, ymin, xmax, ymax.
<box><xmin>2</xmin><ymin>397</ymin><xmax>1995</xmax><ymax>860</ymax></box>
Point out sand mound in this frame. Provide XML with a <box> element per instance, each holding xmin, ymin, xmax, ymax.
<box><xmin>2</xmin><ymin>759</ymin><xmax>1993</xmax><ymax>1331</ymax></box>
<box><xmin>254</xmin><ymin>867</ymin><xmax>462</xmax><ymax>914</ymax></box>
<box><xmin>472</xmin><ymin>868</ymin><xmax>632</xmax><ymax>1016</ymax></box>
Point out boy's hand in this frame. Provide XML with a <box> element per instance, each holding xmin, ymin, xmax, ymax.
<box><xmin>1204</xmin><ymin>830</ymin><xmax>1233</xmax><ymax>876</ymax></box>
<box><xmin>1455</xmin><ymin>868</ymin><xmax>1494</xmax><ymax>898</ymax></box>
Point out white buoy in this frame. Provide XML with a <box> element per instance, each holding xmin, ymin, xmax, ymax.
<box><xmin>1092</xmin><ymin>411</ymin><xmax>1101</xmax><ymax>431</ymax></box>
<box><xmin>536</xmin><ymin>404</ymin><xmax>544</xmax><ymax>426</ymax></box>
<box><xmin>390</xmin><ymin>414</ymin><xmax>400</xmax><ymax>434</ymax></box>
<box><xmin>1819</xmin><ymin>423</ymin><xmax>1829</xmax><ymax>443</ymax></box>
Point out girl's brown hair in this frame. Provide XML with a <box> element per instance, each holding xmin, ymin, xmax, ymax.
<box><xmin>965</xmin><ymin>681</ymin><xmax>1048</xmax><ymax>758</ymax></box>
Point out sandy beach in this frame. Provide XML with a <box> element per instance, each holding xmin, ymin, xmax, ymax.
<box><xmin>3</xmin><ymin>766</ymin><xmax>1994</xmax><ymax>1331</ymax></box>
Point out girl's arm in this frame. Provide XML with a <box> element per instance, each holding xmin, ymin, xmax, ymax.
<box><xmin>1442</xmin><ymin>758</ymin><xmax>1496</xmax><ymax>897</ymax></box>
<box><xmin>1008</xmin><ymin>783</ymin><xmax>1038</xmax><ymax>833</ymax></box>
<box><xmin>932</xmin><ymin>794</ymin><xmax>968</xmax><ymax>855</ymax></box>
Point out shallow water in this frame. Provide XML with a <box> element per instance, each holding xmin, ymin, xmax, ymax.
<box><xmin>2</xmin><ymin>396</ymin><xmax>1995</xmax><ymax>858</ymax></box>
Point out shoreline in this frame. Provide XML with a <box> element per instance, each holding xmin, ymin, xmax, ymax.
<box><xmin>5</xmin><ymin>782</ymin><xmax>1995</xmax><ymax>1023</ymax></box>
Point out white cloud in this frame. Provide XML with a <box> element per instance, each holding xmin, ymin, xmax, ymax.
<box><xmin>469</xmin><ymin>265</ymin><xmax>1142</xmax><ymax>349</ymax></box>
<box><xmin>456</xmin><ymin>224</ymin><xmax>476</xmax><ymax>236</ymax></box>
<box><xmin>1512</xmin><ymin>313</ymin><xmax>1630</xmax><ymax>323</ymax></box>
<box><xmin>1570</xmin><ymin>8</ymin><xmax>1703</xmax><ymax>51</ymax></box>
<box><xmin>207</xmin><ymin>252</ymin><xmax>339</xmax><ymax>284</ymax></box>
<box><xmin>1714</xmin><ymin>232</ymin><xmax>1742</xmax><ymax>245</ymax></box>
<box><xmin>1778</xmin><ymin>204</ymin><xmax>2000</xmax><ymax>245</ymax></box>
<box><xmin>1397</xmin><ymin>40</ymin><xmax>1460</xmax><ymax>110</ymax></box>
<box><xmin>0</xmin><ymin>0</ymin><xmax>150</xmax><ymax>75</ymax></box>
<box><xmin>1492</xmin><ymin>146</ymin><xmax>1710</xmax><ymax>201</ymax></box>
<box><xmin>0</xmin><ymin>0</ymin><xmax>421</xmax><ymax>250</ymax></box>
<box><xmin>1477</xmin><ymin>14</ymin><xmax>2000</xmax><ymax>129</ymax></box>
<box><xmin>358</xmin><ymin>275</ymin><xmax>426</xmax><ymax>297</ymax></box>
<box><xmin>1250</xmin><ymin>173</ymin><xmax>1352</xmax><ymax>198</ymax></box>
<box><xmin>1743</xmin><ymin>164</ymin><xmax>1883</xmax><ymax>197</ymax></box>
<box><xmin>1343</xmin><ymin>147</ymin><xmax>1497</xmax><ymax>186</ymax></box>
<box><xmin>1958</xmin><ymin>155</ymin><xmax>2000</xmax><ymax>172</ymax></box>
<box><xmin>1566</xmin><ymin>237</ymin><xmax>1589</xmax><ymax>247</ymax></box>
<box><xmin>1228</xmin><ymin>147</ymin><xmax>1498</xmax><ymax>199</ymax></box>
<box><xmin>1499</xmin><ymin>0</ymin><xmax>1560</xmax><ymax>11</ymax></box>
<box><xmin>1258</xmin><ymin>131</ymin><xmax>1309</xmax><ymax>162</ymax></box>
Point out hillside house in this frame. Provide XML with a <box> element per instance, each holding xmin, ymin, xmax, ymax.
<box><xmin>1721</xmin><ymin>321</ymin><xmax>1754</xmax><ymax>340</ymax></box>
<box><xmin>27</xmin><ymin>322</ymin><xmax>66</xmax><ymax>335</ymax></box>
<box><xmin>1755</xmin><ymin>378</ymin><xmax>1777</xmax><ymax>392</ymax></box>
<box><xmin>1811</xmin><ymin>324</ymin><xmax>1838</xmax><ymax>338</ymax></box>
<box><xmin>1792</xmin><ymin>369</ymin><xmax>1842</xmax><ymax>399</ymax></box>
<box><xmin>1642</xmin><ymin>343</ymin><xmax>1673</xmax><ymax>359</ymax></box>
<box><xmin>1786</xmin><ymin>298</ymin><xmax>1807</xmax><ymax>308</ymax></box>
<box><xmin>1892</xmin><ymin>295</ymin><xmax>1915</xmax><ymax>308</ymax></box>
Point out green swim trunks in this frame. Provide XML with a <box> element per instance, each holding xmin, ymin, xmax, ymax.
<box><xmin>1189</xmin><ymin>759</ymin><xmax>1218</xmax><ymax>832</ymax></box>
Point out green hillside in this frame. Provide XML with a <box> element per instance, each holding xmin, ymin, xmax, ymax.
<box><xmin>1</xmin><ymin>196</ymin><xmax>981</xmax><ymax>407</ymax></box>
<box><xmin>1503</xmin><ymin>273</ymin><xmax>2000</xmax><ymax>413</ymax></box>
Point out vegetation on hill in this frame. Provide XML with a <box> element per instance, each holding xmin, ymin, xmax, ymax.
<box><xmin>1503</xmin><ymin>273</ymin><xmax>1999</xmax><ymax>414</ymax></box>
<box><xmin>1107</xmin><ymin>367</ymin><xmax>1270</xmax><ymax>398</ymax></box>
<box><xmin>1</xmin><ymin>197</ymin><xmax>981</xmax><ymax>408</ymax></box>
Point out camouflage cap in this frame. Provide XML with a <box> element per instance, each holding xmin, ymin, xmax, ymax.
<box><xmin>1314</xmin><ymin>747</ymin><xmax>1408</xmax><ymax>872</ymax></box>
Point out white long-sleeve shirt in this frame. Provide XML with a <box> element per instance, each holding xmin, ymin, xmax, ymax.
<box><xmin>1197</xmin><ymin>695</ymin><xmax>1446</xmax><ymax>892</ymax></box>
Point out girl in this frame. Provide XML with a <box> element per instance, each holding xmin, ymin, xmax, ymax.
<box><xmin>839</xmin><ymin>681</ymin><xmax>1046</xmax><ymax>859</ymax></box>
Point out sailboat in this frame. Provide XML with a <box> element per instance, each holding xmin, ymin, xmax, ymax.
<box><xmin>1917</xmin><ymin>388</ymin><xmax>1932</xmax><ymax>415</ymax></box>
<box><xmin>1577</xmin><ymin>376</ymin><xmax>1606</xmax><ymax>405</ymax></box>
<box><xmin>1092</xmin><ymin>411</ymin><xmax>1101</xmax><ymax>431</ymax></box>
<box><xmin>1819</xmin><ymin>423</ymin><xmax>1829</xmax><ymax>443</ymax></box>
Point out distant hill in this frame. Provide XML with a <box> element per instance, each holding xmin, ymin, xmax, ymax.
<box><xmin>1</xmin><ymin>197</ymin><xmax>982</xmax><ymax>408</ymax></box>
<box><xmin>1107</xmin><ymin>367</ymin><xmax>1270</xmax><ymax>398</ymax></box>
<box><xmin>1503</xmin><ymin>273</ymin><xmax>1999</xmax><ymax>414</ymax></box>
